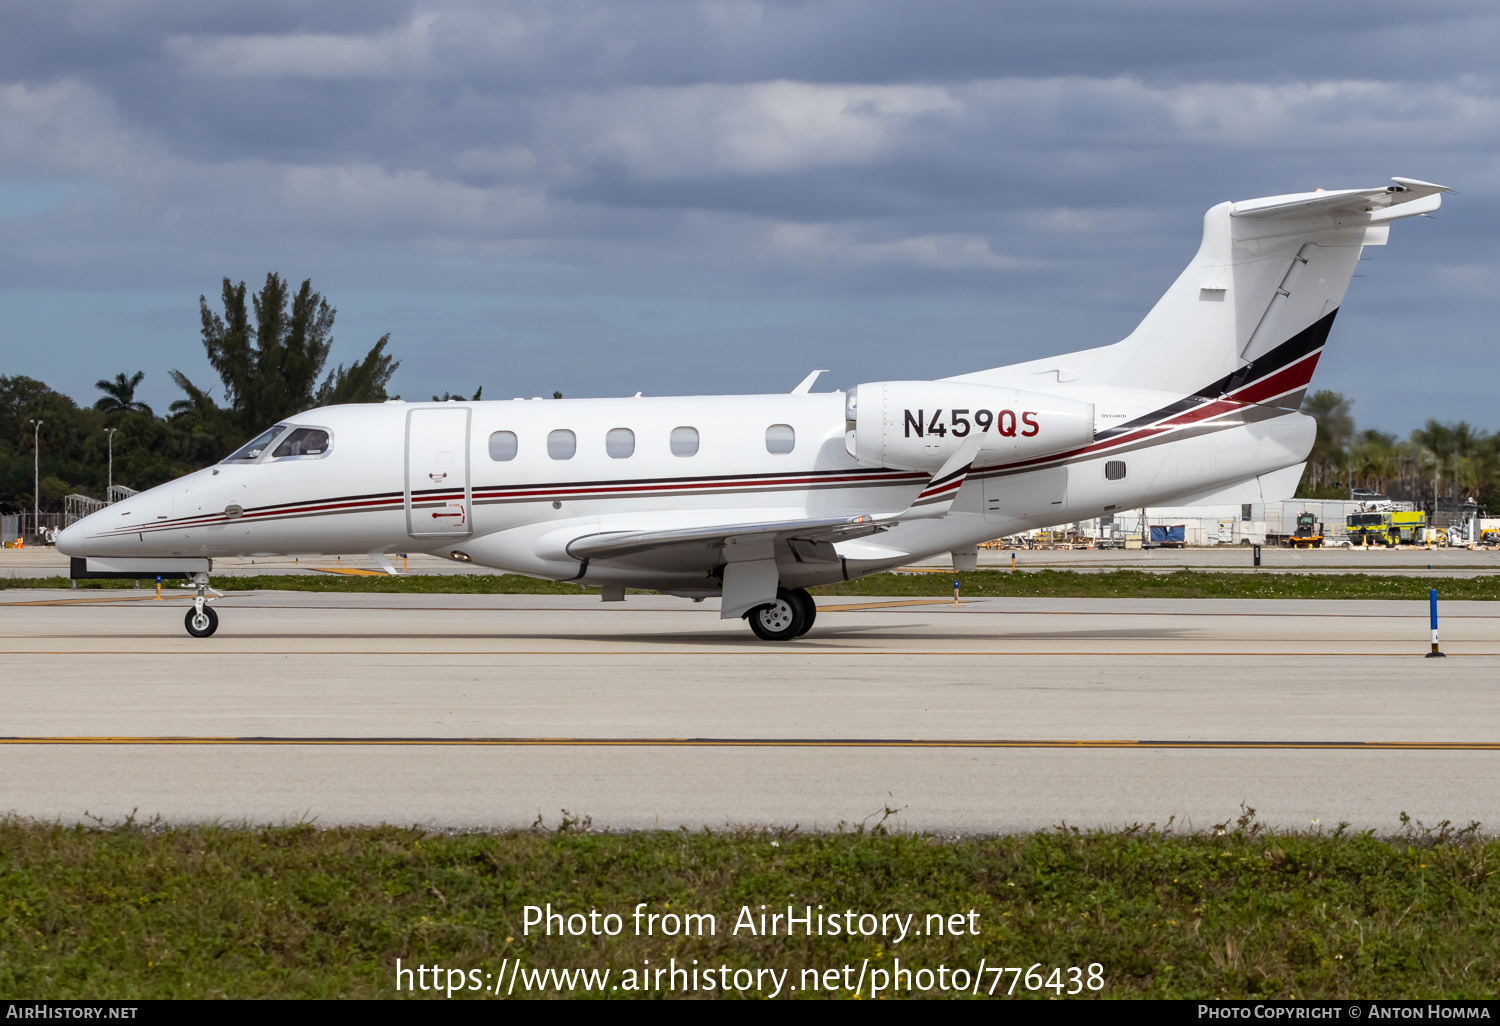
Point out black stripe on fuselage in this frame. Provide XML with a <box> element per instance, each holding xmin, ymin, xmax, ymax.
<box><xmin>103</xmin><ymin>466</ymin><xmax>925</xmax><ymax>534</ymax></box>
<box><xmin>112</xmin><ymin>322</ymin><xmax>1337</xmax><ymax>537</ymax></box>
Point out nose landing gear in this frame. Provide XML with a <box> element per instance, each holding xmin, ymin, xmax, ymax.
<box><xmin>185</xmin><ymin>605</ymin><xmax>219</xmax><ymax>638</ymax></box>
<box><xmin>745</xmin><ymin>587</ymin><xmax>816</xmax><ymax>641</ymax></box>
<box><xmin>183</xmin><ymin>572</ymin><xmax>222</xmax><ymax>637</ymax></box>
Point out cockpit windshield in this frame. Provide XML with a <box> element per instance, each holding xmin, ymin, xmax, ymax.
<box><xmin>272</xmin><ymin>428</ymin><xmax>331</xmax><ymax>459</ymax></box>
<box><xmin>222</xmin><ymin>425</ymin><xmax>289</xmax><ymax>463</ymax></box>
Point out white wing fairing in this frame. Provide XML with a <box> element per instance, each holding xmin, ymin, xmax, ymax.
<box><xmin>57</xmin><ymin>177</ymin><xmax>1446</xmax><ymax>640</ymax></box>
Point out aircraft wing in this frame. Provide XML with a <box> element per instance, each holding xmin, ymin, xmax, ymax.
<box><xmin>563</xmin><ymin>511</ymin><xmax>900</xmax><ymax>619</ymax></box>
<box><xmin>566</xmin><ymin>431</ymin><xmax>987</xmax><ymax>567</ymax></box>
<box><xmin>549</xmin><ymin>439</ymin><xmax>985</xmax><ymax>618</ymax></box>
<box><xmin>566</xmin><ymin>513</ymin><xmax>881</xmax><ymax>563</ymax></box>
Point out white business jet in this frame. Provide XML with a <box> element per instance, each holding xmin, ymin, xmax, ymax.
<box><xmin>58</xmin><ymin>178</ymin><xmax>1447</xmax><ymax>640</ymax></box>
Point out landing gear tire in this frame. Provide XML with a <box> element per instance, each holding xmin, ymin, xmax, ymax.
<box><xmin>185</xmin><ymin>605</ymin><xmax>219</xmax><ymax>638</ymax></box>
<box><xmin>747</xmin><ymin>590</ymin><xmax>806</xmax><ymax>641</ymax></box>
<box><xmin>789</xmin><ymin>587</ymin><xmax>816</xmax><ymax>636</ymax></box>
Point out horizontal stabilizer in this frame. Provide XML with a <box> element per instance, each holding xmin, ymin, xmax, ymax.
<box><xmin>1231</xmin><ymin>178</ymin><xmax>1449</xmax><ymax>222</ymax></box>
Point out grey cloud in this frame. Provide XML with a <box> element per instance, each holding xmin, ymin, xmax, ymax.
<box><xmin>0</xmin><ymin>0</ymin><xmax>1495</xmax><ymax>428</ymax></box>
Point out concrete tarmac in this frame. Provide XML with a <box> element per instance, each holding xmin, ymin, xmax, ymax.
<box><xmin>2</xmin><ymin>589</ymin><xmax>1498</xmax><ymax>834</ymax></box>
<box><xmin>8</xmin><ymin>544</ymin><xmax>1500</xmax><ymax>578</ymax></box>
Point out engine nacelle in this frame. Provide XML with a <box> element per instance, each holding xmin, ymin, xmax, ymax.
<box><xmin>845</xmin><ymin>381</ymin><xmax>1095</xmax><ymax>472</ymax></box>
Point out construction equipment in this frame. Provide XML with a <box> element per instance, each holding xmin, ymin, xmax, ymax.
<box><xmin>1345</xmin><ymin>510</ymin><xmax>1427</xmax><ymax>547</ymax></box>
<box><xmin>1288</xmin><ymin>511</ymin><xmax>1323</xmax><ymax>549</ymax></box>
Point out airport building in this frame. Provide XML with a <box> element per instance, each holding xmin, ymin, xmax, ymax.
<box><xmin>1015</xmin><ymin>498</ymin><xmax>1490</xmax><ymax>548</ymax></box>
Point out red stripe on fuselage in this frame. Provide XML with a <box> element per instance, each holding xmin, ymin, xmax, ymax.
<box><xmin>100</xmin><ymin>347</ymin><xmax>1322</xmax><ymax>539</ymax></box>
<box><xmin>978</xmin><ymin>347</ymin><xmax>1323</xmax><ymax>479</ymax></box>
<box><xmin>101</xmin><ymin>468</ymin><xmax>927</xmax><ymax>535</ymax></box>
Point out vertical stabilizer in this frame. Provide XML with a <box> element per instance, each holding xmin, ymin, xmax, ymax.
<box><xmin>1098</xmin><ymin>179</ymin><xmax>1447</xmax><ymax>402</ymax></box>
<box><xmin>952</xmin><ymin>179</ymin><xmax>1448</xmax><ymax>403</ymax></box>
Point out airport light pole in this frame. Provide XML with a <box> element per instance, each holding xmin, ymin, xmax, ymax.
<box><xmin>29</xmin><ymin>419</ymin><xmax>42</xmax><ymax>539</ymax></box>
<box><xmin>105</xmin><ymin>427</ymin><xmax>117</xmax><ymax>497</ymax></box>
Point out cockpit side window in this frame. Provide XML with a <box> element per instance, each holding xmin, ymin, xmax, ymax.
<box><xmin>222</xmin><ymin>425</ymin><xmax>289</xmax><ymax>463</ymax></box>
<box><xmin>271</xmin><ymin>427</ymin><xmax>332</xmax><ymax>460</ymax></box>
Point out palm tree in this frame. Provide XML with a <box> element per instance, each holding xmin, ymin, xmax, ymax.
<box><xmin>1300</xmin><ymin>390</ymin><xmax>1354</xmax><ymax>491</ymax></box>
<box><xmin>1350</xmin><ymin>430</ymin><xmax>1398</xmax><ymax>495</ymax></box>
<box><xmin>94</xmin><ymin>371</ymin><xmax>153</xmax><ymax>415</ymax></box>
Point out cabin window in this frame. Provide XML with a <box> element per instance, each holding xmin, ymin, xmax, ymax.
<box><xmin>765</xmin><ymin>424</ymin><xmax>795</xmax><ymax>454</ymax></box>
<box><xmin>547</xmin><ymin>429</ymin><xmax>577</xmax><ymax>460</ymax></box>
<box><xmin>1105</xmin><ymin>460</ymin><xmax>1127</xmax><ymax>481</ymax></box>
<box><xmin>271</xmin><ymin>427</ymin><xmax>331</xmax><ymax>460</ymax></box>
<box><xmin>222</xmin><ymin>425</ymin><xmax>287</xmax><ymax>463</ymax></box>
<box><xmin>670</xmin><ymin>426</ymin><xmax>699</xmax><ymax>457</ymax></box>
<box><xmin>488</xmin><ymin>430</ymin><xmax>518</xmax><ymax>461</ymax></box>
<box><xmin>606</xmin><ymin>427</ymin><xmax>635</xmax><ymax>459</ymax></box>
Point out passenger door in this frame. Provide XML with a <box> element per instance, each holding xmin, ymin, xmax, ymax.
<box><xmin>406</xmin><ymin>407</ymin><xmax>472</xmax><ymax>539</ymax></box>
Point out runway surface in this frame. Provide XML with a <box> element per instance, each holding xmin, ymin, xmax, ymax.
<box><xmin>6</xmin><ymin>543</ymin><xmax>1500</xmax><ymax>578</ymax></box>
<box><xmin>3</xmin><ymin>589</ymin><xmax>1499</xmax><ymax>833</ymax></box>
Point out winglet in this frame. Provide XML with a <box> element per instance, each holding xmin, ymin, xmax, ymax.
<box><xmin>880</xmin><ymin>428</ymin><xmax>987</xmax><ymax>522</ymax></box>
<box><xmin>791</xmin><ymin>370</ymin><xmax>828</xmax><ymax>394</ymax></box>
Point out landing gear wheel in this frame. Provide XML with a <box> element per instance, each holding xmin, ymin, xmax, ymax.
<box><xmin>747</xmin><ymin>590</ymin><xmax>806</xmax><ymax>641</ymax></box>
<box><xmin>789</xmin><ymin>587</ymin><xmax>816</xmax><ymax>636</ymax></box>
<box><xmin>185</xmin><ymin>605</ymin><xmax>219</xmax><ymax>638</ymax></box>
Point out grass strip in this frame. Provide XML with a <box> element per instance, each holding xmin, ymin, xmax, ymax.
<box><xmin>5</xmin><ymin>569</ymin><xmax>1500</xmax><ymax>600</ymax></box>
<box><xmin>1</xmin><ymin>814</ymin><xmax>1495</xmax><ymax>999</ymax></box>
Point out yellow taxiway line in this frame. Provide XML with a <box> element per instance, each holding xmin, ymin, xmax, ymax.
<box><xmin>4</xmin><ymin>593</ymin><xmax>207</xmax><ymax>606</ymax></box>
<box><xmin>1</xmin><ymin>735</ymin><xmax>1498</xmax><ymax>750</ymax></box>
<box><xmin>812</xmin><ymin>599</ymin><xmax>969</xmax><ymax>611</ymax></box>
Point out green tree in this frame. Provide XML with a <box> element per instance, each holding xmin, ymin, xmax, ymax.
<box><xmin>1297</xmin><ymin>390</ymin><xmax>1354</xmax><ymax>496</ymax></box>
<box><xmin>93</xmin><ymin>371</ymin><xmax>153</xmax><ymax>416</ymax></box>
<box><xmin>1411</xmin><ymin>420</ymin><xmax>1496</xmax><ymax>505</ymax></box>
<box><xmin>1349</xmin><ymin>429</ymin><xmax>1399</xmax><ymax>495</ymax></box>
<box><xmin>171</xmin><ymin>274</ymin><xmax>399</xmax><ymax>448</ymax></box>
<box><xmin>0</xmin><ymin>377</ymin><xmax>105</xmax><ymax>509</ymax></box>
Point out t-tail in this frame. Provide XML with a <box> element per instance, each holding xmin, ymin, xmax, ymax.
<box><xmin>953</xmin><ymin>177</ymin><xmax>1449</xmax><ymax>407</ymax></box>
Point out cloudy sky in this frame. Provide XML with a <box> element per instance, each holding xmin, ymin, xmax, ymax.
<box><xmin>1</xmin><ymin>0</ymin><xmax>1496</xmax><ymax>430</ymax></box>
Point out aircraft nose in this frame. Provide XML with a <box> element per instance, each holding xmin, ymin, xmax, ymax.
<box><xmin>56</xmin><ymin>520</ymin><xmax>86</xmax><ymax>557</ymax></box>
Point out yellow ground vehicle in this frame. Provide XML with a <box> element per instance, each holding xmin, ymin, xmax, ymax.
<box><xmin>1288</xmin><ymin>511</ymin><xmax>1322</xmax><ymax>548</ymax></box>
<box><xmin>1346</xmin><ymin>510</ymin><xmax>1426</xmax><ymax>546</ymax></box>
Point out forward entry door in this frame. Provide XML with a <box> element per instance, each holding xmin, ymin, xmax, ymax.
<box><xmin>405</xmin><ymin>407</ymin><xmax>472</xmax><ymax>539</ymax></box>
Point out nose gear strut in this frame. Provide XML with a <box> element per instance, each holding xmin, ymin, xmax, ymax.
<box><xmin>183</xmin><ymin>572</ymin><xmax>223</xmax><ymax>637</ymax></box>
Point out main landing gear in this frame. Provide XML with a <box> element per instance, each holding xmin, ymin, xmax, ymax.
<box><xmin>746</xmin><ymin>587</ymin><xmax>817</xmax><ymax>641</ymax></box>
<box><xmin>183</xmin><ymin>572</ymin><xmax>222</xmax><ymax>638</ymax></box>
